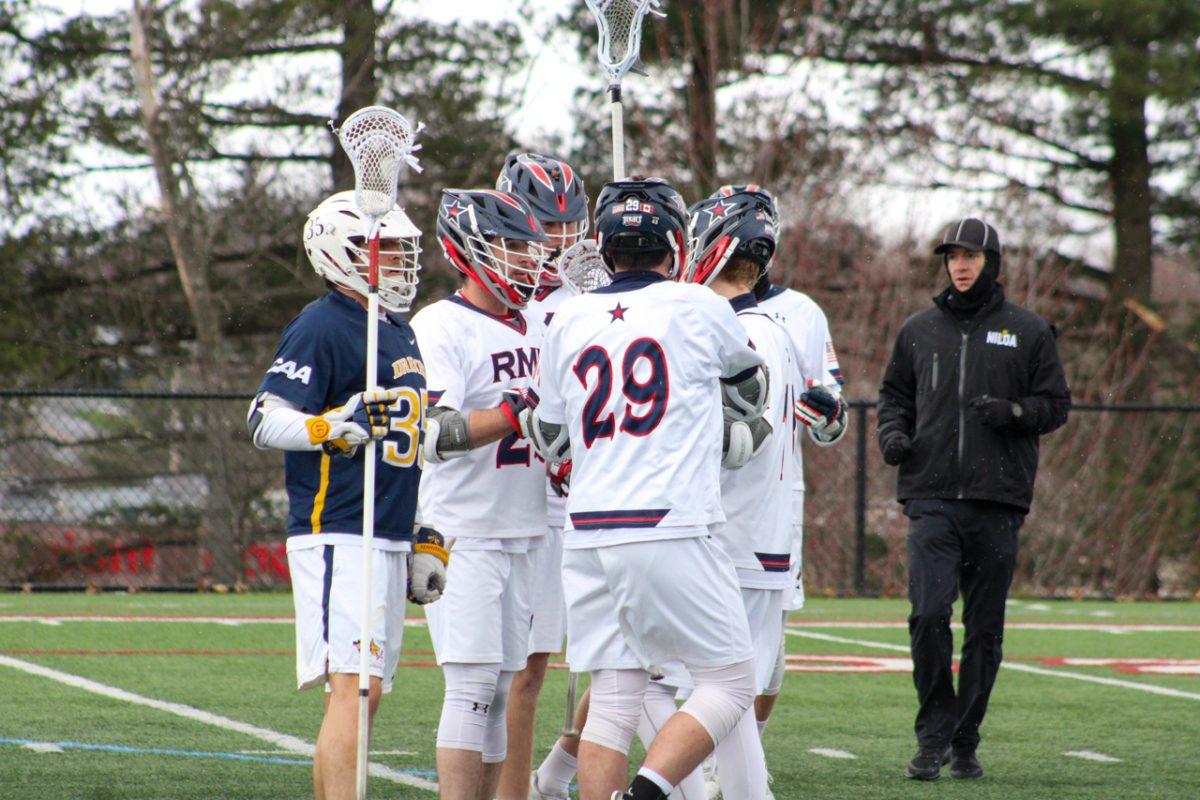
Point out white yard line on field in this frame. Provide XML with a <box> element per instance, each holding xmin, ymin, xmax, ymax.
<box><xmin>786</xmin><ymin>630</ymin><xmax>1200</xmax><ymax>702</ymax></box>
<box><xmin>0</xmin><ymin>655</ymin><xmax>437</xmax><ymax>792</ymax></box>
<box><xmin>809</xmin><ymin>748</ymin><xmax>857</xmax><ymax>759</ymax></box>
<box><xmin>1063</xmin><ymin>750</ymin><xmax>1122</xmax><ymax>763</ymax></box>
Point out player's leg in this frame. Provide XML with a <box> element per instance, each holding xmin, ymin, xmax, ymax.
<box><xmin>499</xmin><ymin>528</ymin><xmax>564</xmax><ymax>798</ymax></box>
<box><xmin>637</xmin><ymin>679</ymin><xmax>707</xmax><ymax>800</ymax></box>
<box><xmin>578</xmin><ymin>667</ymin><xmax>650</xmax><ymax>800</ymax></box>
<box><xmin>602</xmin><ymin>537</ymin><xmax>758</xmax><ymax>797</ymax></box>
<box><xmin>754</xmin><ymin>613</ymin><xmax>788</xmax><ymax>733</ymax></box>
<box><xmin>429</xmin><ymin>547</ymin><xmax>516</xmax><ymax>798</ymax></box>
<box><xmin>532</xmin><ymin>687</ymin><xmax>590</xmax><ymax>798</ymax></box>
<box><xmin>302</xmin><ymin>546</ymin><xmax>405</xmax><ymax>800</ymax></box>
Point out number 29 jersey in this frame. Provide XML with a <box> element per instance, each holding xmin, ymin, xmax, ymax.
<box><xmin>411</xmin><ymin>293</ymin><xmax>547</xmax><ymax>539</ymax></box>
<box><xmin>536</xmin><ymin>272</ymin><xmax>765</xmax><ymax>547</ymax></box>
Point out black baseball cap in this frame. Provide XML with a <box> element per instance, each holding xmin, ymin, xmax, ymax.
<box><xmin>934</xmin><ymin>217</ymin><xmax>1001</xmax><ymax>256</ymax></box>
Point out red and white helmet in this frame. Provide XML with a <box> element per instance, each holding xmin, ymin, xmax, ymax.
<box><xmin>303</xmin><ymin>191</ymin><xmax>422</xmax><ymax>312</ymax></box>
<box><xmin>437</xmin><ymin>189</ymin><xmax>550</xmax><ymax>309</ymax></box>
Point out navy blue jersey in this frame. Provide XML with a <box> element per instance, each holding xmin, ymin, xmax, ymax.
<box><xmin>258</xmin><ymin>291</ymin><xmax>426</xmax><ymax>542</ymax></box>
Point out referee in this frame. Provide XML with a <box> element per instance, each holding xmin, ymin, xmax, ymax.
<box><xmin>877</xmin><ymin>218</ymin><xmax>1071</xmax><ymax>780</ymax></box>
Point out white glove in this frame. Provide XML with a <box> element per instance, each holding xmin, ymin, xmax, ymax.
<box><xmin>407</xmin><ymin>526</ymin><xmax>449</xmax><ymax>605</ymax></box>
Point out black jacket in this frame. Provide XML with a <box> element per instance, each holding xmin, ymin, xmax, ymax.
<box><xmin>877</xmin><ymin>285</ymin><xmax>1070</xmax><ymax>511</ymax></box>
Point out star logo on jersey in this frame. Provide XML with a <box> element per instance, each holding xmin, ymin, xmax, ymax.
<box><xmin>707</xmin><ymin>200</ymin><xmax>735</xmax><ymax>220</ymax></box>
<box><xmin>608</xmin><ymin>303</ymin><xmax>627</xmax><ymax>322</ymax></box>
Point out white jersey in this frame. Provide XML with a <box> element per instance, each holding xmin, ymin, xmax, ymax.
<box><xmin>711</xmin><ymin>297</ymin><xmax>799</xmax><ymax>590</ymax></box>
<box><xmin>756</xmin><ymin>284</ymin><xmax>844</xmax><ymax>489</ymax></box>
<box><xmin>411</xmin><ymin>292</ymin><xmax>547</xmax><ymax>538</ymax></box>
<box><xmin>527</xmin><ymin>285</ymin><xmax>572</xmax><ymax>529</ymax></box>
<box><xmin>536</xmin><ymin>272</ymin><xmax>764</xmax><ymax>548</ymax></box>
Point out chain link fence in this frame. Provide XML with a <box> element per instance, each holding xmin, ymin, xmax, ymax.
<box><xmin>2</xmin><ymin>390</ymin><xmax>1197</xmax><ymax>595</ymax></box>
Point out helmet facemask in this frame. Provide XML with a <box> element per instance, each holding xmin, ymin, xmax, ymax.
<box><xmin>457</xmin><ymin>227</ymin><xmax>548</xmax><ymax>309</ymax></box>
<box><xmin>541</xmin><ymin>218</ymin><xmax>590</xmax><ymax>286</ymax></box>
<box><xmin>344</xmin><ymin>234</ymin><xmax>422</xmax><ymax>312</ymax></box>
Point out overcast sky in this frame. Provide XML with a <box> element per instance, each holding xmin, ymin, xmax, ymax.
<box><xmin>31</xmin><ymin>0</ymin><xmax>1112</xmax><ymax>264</ymax></box>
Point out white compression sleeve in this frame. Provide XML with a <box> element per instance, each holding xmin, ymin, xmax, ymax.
<box><xmin>248</xmin><ymin>393</ymin><xmax>323</xmax><ymax>451</ymax></box>
<box><xmin>637</xmin><ymin>681</ymin><xmax>707</xmax><ymax>800</ymax></box>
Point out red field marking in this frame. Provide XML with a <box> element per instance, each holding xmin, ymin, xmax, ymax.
<box><xmin>1039</xmin><ymin>657</ymin><xmax>1200</xmax><ymax>675</ymax></box>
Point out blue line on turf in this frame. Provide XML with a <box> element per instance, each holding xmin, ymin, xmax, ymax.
<box><xmin>0</xmin><ymin>737</ymin><xmax>438</xmax><ymax>776</ymax></box>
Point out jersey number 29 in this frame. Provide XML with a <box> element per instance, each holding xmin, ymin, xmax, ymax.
<box><xmin>573</xmin><ymin>338</ymin><xmax>669</xmax><ymax>448</ymax></box>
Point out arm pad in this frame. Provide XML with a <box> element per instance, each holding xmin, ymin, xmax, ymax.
<box><xmin>721</xmin><ymin>365</ymin><xmax>769</xmax><ymax>421</ymax></box>
<box><xmin>424</xmin><ymin>405</ymin><xmax>472</xmax><ymax>463</ymax></box>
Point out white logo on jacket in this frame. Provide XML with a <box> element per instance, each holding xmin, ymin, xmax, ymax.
<box><xmin>986</xmin><ymin>330</ymin><xmax>1018</xmax><ymax>348</ymax></box>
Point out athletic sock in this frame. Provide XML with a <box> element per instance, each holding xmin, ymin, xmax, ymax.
<box><xmin>535</xmin><ymin>742</ymin><xmax>577</xmax><ymax>796</ymax></box>
<box><xmin>757</xmin><ymin>718</ymin><xmax>768</xmax><ymax>737</ymax></box>
<box><xmin>628</xmin><ymin>770</ymin><xmax>671</xmax><ymax>799</ymax></box>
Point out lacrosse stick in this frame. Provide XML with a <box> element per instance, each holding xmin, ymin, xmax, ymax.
<box><xmin>584</xmin><ymin>0</ymin><xmax>664</xmax><ymax>180</ymax></box>
<box><xmin>557</xmin><ymin>240</ymin><xmax>612</xmax><ymax>295</ymax></box>
<box><xmin>331</xmin><ymin>104</ymin><xmax>422</xmax><ymax>800</ymax></box>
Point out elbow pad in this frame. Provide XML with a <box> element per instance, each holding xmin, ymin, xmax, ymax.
<box><xmin>424</xmin><ymin>405</ymin><xmax>472</xmax><ymax>463</ymax></box>
<box><xmin>721</xmin><ymin>365</ymin><xmax>769</xmax><ymax>421</ymax></box>
<box><xmin>530</xmin><ymin>412</ymin><xmax>571</xmax><ymax>463</ymax></box>
<box><xmin>247</xmin><ymin>393</ymin><xmax>268</xmax><ymax>448</ymax></box>
<box><xmin>723</xmin><ymin>416</ymin><xmax>773</xmax><ymax>469</ymax></box>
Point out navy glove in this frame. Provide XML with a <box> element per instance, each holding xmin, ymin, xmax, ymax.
<box><xmin>969</xmin><ymin>395</ymin><xmax>1022</xmax><ymax>430</ymax></box>
<box><xmin>882</xmin><ymin>433</ymin><xmax>912</xmax><ymax>466</ymax></box>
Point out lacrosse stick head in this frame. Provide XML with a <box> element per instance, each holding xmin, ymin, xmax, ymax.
<box><xmin>557</xmin><ymin>240</ymin><xmax>612</xmax><ymax>295</ymax></box>
<box><xmin>332</xmin><ymin>106</ymin><xmax>424</xmax><ymax>227</ymax></box>
<box><xmin>584</xmin><ymin>0</ymin><xmax>664</xmax><ymax>87</ymax></box>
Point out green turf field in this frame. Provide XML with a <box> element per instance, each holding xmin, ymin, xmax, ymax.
<box><xmin>2</xmin><ymin>593</ymin><xmax>1198</xmax><ymax>799</ymax></box>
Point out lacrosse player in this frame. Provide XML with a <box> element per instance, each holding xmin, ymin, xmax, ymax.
<box><xmin>707</xmin><ymin>185</ymin><xmax>848</xmax><ymax>737</ymax></box>
<box><xmin>530</xmin><ymin>178</ymin><xmax>768</xmax><ymax>800</ymax></box>
<box><xmin>246</xmin><ymin>192</ymin><xmax>444</xmax><ymax>800</ymax></box>
<box><xmin>681</xmin><ymin>190</ymin><xmax>807</xmax><ymax>798</ymax></box>
<box><xmin>489</xmin><ymin>153</ymin><xmax>590</xmax><ymax>800</ymax></box>
<box><xmin>413</xmin><ymin>189</ymin><xmax>552</xmax><ymax>800</ymax></box>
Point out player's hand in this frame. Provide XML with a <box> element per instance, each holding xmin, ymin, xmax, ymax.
<box><xmin>882</xmin><ymin>433</ymin><xmax>913</xmax><ymax>466</ymax></box>
<box><xmin>500</xmin><ymin>387</ymin><xmax>539</xmax><ymax>439</ymax></box>
<box><xmin>548</xmin><ymin>459</ymin><xmax>572</xmax><ymax>497</ymax></box>
<box><xmin>969</xmin><ymin>395</ymin><xmax>1021</xmax><ymax>430</ymax></box>
<box><xmin>423</xmin><ymin>406</ymin><xmax>471</xmax><ymax>463</ymax></box>
<box><xmin>407</xmin><ymin>526</ymin><xmax>449</xmax><ymax>605</ymax></box>
<box><xmin>796</xmin><ymin>383</ymin><xmax>846</xmax><ymax>442</ymax></box>
<box><xmin>307</xmin><ymin>388</ymin><xmax>401</xmax><ymax>456</ymax></box>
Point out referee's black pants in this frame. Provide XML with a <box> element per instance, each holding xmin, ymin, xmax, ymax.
<box><xmin>904</xmin><ymin>498</ymin><xmax>1023</xmax><ymax>752</ymax></box>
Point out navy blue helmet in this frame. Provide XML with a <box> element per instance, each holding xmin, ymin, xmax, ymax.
<box><xmin>685</xmin><ymin>190</ymin><xmax>779</xmax><ymax>285</ymax></box>
<box><xmin>437</xmin><ymin>189</ymin><xmax>549</xmax><ymax>309</ymax></box>
<box><xmin>593</xmin><ymin>178</ymin><xmax>689</xmax><ymax>277</ymax></box>
<box><xmin>497</xmin><ymin>152</ymin><xmax>589</xmax><ymax>284</ymax></box>
<box><xmin>710</xmin><ymin>184</ymin><xmax>780</xmax><ymax>227</ymax></box>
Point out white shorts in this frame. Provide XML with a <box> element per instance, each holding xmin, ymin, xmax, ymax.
<box><xmin>742</xmin><ymin>586</ymin><xmax>786</xmax><ymax>694</ymax></box>
<box><xmin>289</xmin><ymin>544</ymin><xmax>407</xmax><ymax>693</ymax></box>
<box><xmin>425</xmin><ymin>547</ymin><xmax>535</xmax><ymax>672</ymax></box>
<box><xmin>784</xmin><ymin>490</ymin><xmax>806</xmax><ymax>611</ymax></box>
<box><xmin>563</xmin><ymin>535</ymin><xmax>753</xmax><ymax>674</ymax></box>
<box><xmin>528</xmin><ymin>526</ymin><xmax>566</xmax><ymax>655</ymax></box>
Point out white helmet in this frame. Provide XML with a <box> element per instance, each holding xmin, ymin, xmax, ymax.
<box><xmin>303</xmin><ymin>191</ymin><xmax>422</xmax><ymax>312</ymax></box>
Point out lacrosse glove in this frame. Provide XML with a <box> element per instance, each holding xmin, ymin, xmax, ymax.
<box><xmin>408</xmin><ymin>526</ymin><xmax>449</xmax><ymax>605</ymax></box>
<box><xmin>796</xmin><ymin>383</ymin><xmax>847</xmax><ymax>446</ymax></box>
<box><xmin>306</xmin><ymin>388</ymin><xmax>400</xmax><ymax>457</ymax></box>
<box><xmin>499</xmin><ymin>387</ymin><xmax>539</xmax><ymax>439</ymax></box>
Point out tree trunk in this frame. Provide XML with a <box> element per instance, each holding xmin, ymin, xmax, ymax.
<box><xmin>130</xmin><ymin>1</ymin><xmax>240</xmax><ymax>587</ymax></box>
<box><xmin>1107</xmin><ymin>40</ymin><xmax>1154</xmax><ymax>305</ymax></box>
<box><xmin>331</xmin><ymin>0</ymin><xmax>379</xmax><ymax>190</ymax></box>
<box><xmin>679</xmin><ymin>2</ymin><xmax>720</xmax><ymax>197</ymax></box>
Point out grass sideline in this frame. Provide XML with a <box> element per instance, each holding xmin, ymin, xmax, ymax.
<box><xmin>0</xmin><ymin>593</ymin><xmax>1197</xmax><ymax>799</ymax></box>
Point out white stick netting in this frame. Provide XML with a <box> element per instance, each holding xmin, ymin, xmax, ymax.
<box><xmin>558</xmin><ymin>240</ymin><xmax>612</xmax><ymax>295</ymax></box>
<box><xmin>333</xmin><ymin>106</ymin><xmax>424</xmax><ymax>220</ymax></box>
<box><xmin>585</xmin><ymin>0</ymin><xmax>664</xmax><ymax>85</ymax></box>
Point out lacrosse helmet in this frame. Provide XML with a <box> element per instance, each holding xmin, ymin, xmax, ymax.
<box><xmin>685</xmin><ymin>190</ymin><xmax>779</xmax><ymax>286</ymax></box>
<box><xmin>303</xmin><ymin>191</ymin><xmax>422</xmax><ymax>312</ymax></box>
<box><xmin>437</xmin><ymin>189</ymin><xmax>550</xmax><ymax>309</ymax></box>
<box><xmin>497</xmin><ymin>153</ymin><xmax>589</xmax><ymax>285</ymax></box>
<box><xmin>593</xmin><ymin>178</ymin><xmax>689</xmax><ymax>277</ymax></box>
<box><xmin>710</xmin><ymin>184</ymin><xmax>780</xmax><ymax>227</ymax></box>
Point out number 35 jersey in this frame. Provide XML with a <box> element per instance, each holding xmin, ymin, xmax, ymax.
<box><xmin>257</xmin><ymin>291</ymin><xmax>425</xmax><ymax>546</ymax></box>
<box><xmin>536</xmin><ymin>272</ymin><xmax>764</xmax><ymax>547</ymax></box>
<box><xmin>411</xmin><ymin>293</ymin><xmax>547</xmax><ymax>539</ymax></box>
